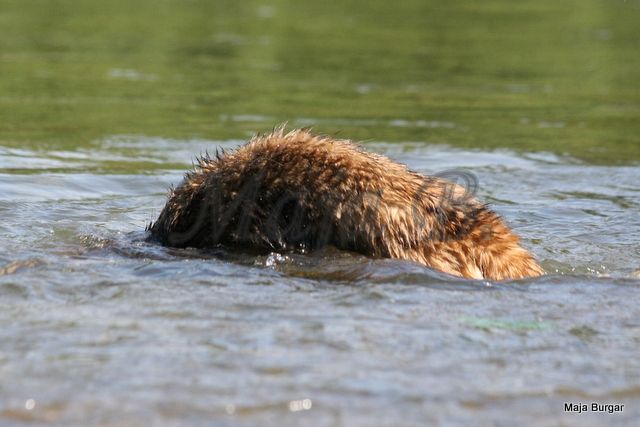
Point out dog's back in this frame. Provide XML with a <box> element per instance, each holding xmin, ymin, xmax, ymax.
<box><xmin>150</xmin><ymin>128</ymin><xmax>543</xmax><ymax>280</ymax></box>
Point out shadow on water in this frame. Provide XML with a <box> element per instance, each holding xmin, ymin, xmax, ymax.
<box><xmin>89</xmin><ymin>229</ymin><xmax>639</xmax><ymax>292</ymax></box>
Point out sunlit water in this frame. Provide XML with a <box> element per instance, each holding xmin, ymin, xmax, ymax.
<box><xmin>2</xmin><ymin>0</ymin><xmax>640</xmax><ymax>424</ymax></box>
<box><xmin>1</xmin><ymin>137</ymin><xmax>639</xmax><ymax>427</ymax></box>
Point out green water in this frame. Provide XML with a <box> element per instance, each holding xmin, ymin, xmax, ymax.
<box><xmin>1</xmin><ymin>0</ymin><xmax>639</xmax><ymax>165</ymax></box>
<box><xmin>2</xmin><ymin>2</ymin><xmax>640</xmax><ymax>426</ymax></box>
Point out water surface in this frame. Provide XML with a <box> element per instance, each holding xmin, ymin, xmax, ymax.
<box><xmin>1</xmin><ymin>140</ymin><xmax>639</xmax><ymax>426</ymax></box>
<box><xmin>1</xmin><ymin>1</ymin><xmax>639</xmax><ymax>426</ymax></box>
<box><xmin>1</xmin><ymin>0</ymin><xmax>639</xmax><ymax>163</ymax></box>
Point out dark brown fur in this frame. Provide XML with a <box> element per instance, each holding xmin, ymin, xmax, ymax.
<box><xmin>149</xmin><ymin>128</ymin><xmax>544</xmax><ymax>281</ymax></box>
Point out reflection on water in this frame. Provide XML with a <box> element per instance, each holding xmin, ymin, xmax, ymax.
<box><xmin>1</xmin><ymin>0</ymin><xmax>639</xmax><ymax>163</ymax></box>
<box><xmin>1</xmin><ymin>138</ymin><xmax>639</xmax><ymax>426</ymax></box>
<box><xmin>1</xmin><ymin>0</ymin><xmax>640</xmax><ymax>424</ymax></box>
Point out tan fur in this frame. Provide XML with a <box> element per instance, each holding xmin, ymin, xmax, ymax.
<box><xmin>150</xmin><ymin>127</ymin><xmax>544</xmax><ymax>281</ymax></box>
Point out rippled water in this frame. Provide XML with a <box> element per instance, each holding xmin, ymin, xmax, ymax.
<box><xmin>2</xmin><ymin>0</ymin><xmax>640</xmax><ymax>424</ymax></box>
<box><xmin>1</xmin><ymin>138</ymin><xmax>639</xmax><ymax>426</ymax></box>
